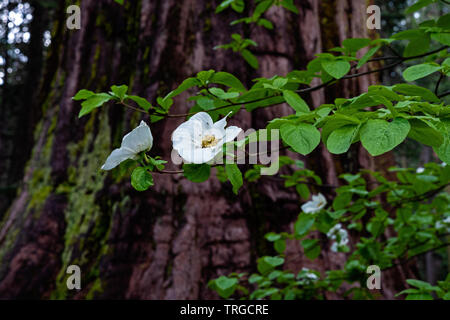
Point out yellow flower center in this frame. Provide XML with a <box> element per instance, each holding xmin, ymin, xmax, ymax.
<box><xmin>201</xmin><ymin>135</ymin><xmax>219</xmax><ymax>148</ymax></box>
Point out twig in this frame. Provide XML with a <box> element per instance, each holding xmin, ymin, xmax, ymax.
<box><xmin>435</xmin><ymin>73</ymin><xmax>444</xmax><ymax>95</ymax></box>
<box><xmin>438</xmin><ymin>90</ymin><xmax>450</xmax><ymax>98</ymax></box>
<box><xmin>124</xmin><ymin>46</ymin><xmax>449</xmax><ymax>118</ymax></box>
<box><xmin>119</xmin><ymin>101</ymin><xmax>147</xmax><ymax>113</ymax></box>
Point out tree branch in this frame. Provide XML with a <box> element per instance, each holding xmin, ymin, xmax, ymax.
<box><xmin>125</xmin><ymin>46</ymin><xmax>448</xmax><ymax>118</ymax></box>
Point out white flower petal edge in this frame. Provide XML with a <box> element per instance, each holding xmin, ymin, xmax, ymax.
<box><xmin>101</xmin><ymin>120</ymin><xmax>153</xmax><ymax>170</ymax></box>
<box><xmin>301</xmin><ymin>193</ymin><xmax>327</xmax><ymax>214</ymax></box>
<box><xmin>416</xmin><ymin>167</ymin><xmax>424</xmax><ymax>173</ymax></box>
<box><xmin>171</xmin><ymin>112</ymin><xmax>242</xmax><ymax>164</ymax></box>
<box><xmin>327</xmin><ymin>223</ymin><xmax>349</xmax><ymax>252</ymax></box>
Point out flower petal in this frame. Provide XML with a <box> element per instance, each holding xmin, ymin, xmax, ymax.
<box><xmin>172</xmin><ymin>117</ymin><xmax>205</xmax><ymax>149</ymax></box>
<box><xmin>177</xmin><ymin>145</ymin><xmax>221</xmax><ymax>164</ymax></box>
<box><xmin>172</xmin><ymin>126</ymin><xmax>198</xmax><ymax>151</ymax></box>
<box><xmin>301</xmin><ymin>201</ymin><xmax>317</xmax><ymax>213</ymax></box>
<box><xmin>223</xmin><ymin>126</ymin><xmax>243</xmax><ymax>143</ymax></box>
<box><xmin>122</xmin><ymin>120</ymin><xmax>153</xmax><ymax>154</ymax></box>
<box><xmin>101</xmin><ymin>148</ymin><xmax>136</xmax><ymax>170</ymax></box>
<box><xmin>212</xmin><ymin>111</ymin><xmax>232</xmax><ymax>131</ymax></box>
<box><xmin>188</xmin><ymin>112</ymin><xmax>213</xmax><ymax>130</ymax></box>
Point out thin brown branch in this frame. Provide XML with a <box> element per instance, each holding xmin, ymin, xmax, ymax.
<box><xmin>127</xmin><ymin>46</ymin><xmax>449</xmax><ymax>118</ymax></box>
<box><xmin>435</xmin><ymin>73</ymin><xmax>444</xmax><ymax>95</ymax></box>
<box><xmin>119</xmin><ymin>101</ymin><xmax>147</xmax><ymax>113</ymax></box>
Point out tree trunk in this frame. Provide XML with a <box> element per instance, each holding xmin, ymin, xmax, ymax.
<box><xmin>0</xmin><ymin>0</ymin><xmax>413</xmax><ymax>299</ymax></box>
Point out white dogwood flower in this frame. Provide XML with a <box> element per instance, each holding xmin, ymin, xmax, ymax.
<box><xmin>416</xmin><ymin>167</ymin><xmax>425</xmax><ymax>173</ymax></box>
<box><xmin>101</xmin><ymin>120</ymin><xmax>153</xmax><ymax>170</ymax></box>
<box><xmin>171</xmin><ymin>112</ymin><xmax>242</xmax><ymax>164</ymax></box>
<box><xmin>327</xmin><ymin>223</ymin><xmax>349</xmax><ymax>252</ymax></box>
<box><xmin>435</xmin><ymin>216</ymin><xmax>450</xmax><ymax>233</ymax></box>
<box><xmin>301</xmin><ymin>193</ymin><xmax>327</xmax><ymax>214</ymax></box>
<box><xmin>301</xmin><ymin>268</ymin><xmax>319</xmax><ymax>281</ymax></box>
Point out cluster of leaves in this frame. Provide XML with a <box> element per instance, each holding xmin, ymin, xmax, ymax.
<box><xmin>209</xmin><ymin>163</ymin><xmax>450</xmax><ymax>299</ymax></box>
<box><xmin>397</xmin><ymin>277</ymin><xmax>450</xmax><ymax>300</ymax></box>
<box><xmin>214</xmin><ymin>0</ymin><xmax>299</xmax><ymax>68</ymax></box>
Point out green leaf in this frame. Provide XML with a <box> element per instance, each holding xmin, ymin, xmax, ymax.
<box><xmin>215</xmin><ymin>276</ymin><xmax>238</xmax><ymax>291</ymax></box>
<box><xmin>164</xmin><ymin>77</ymin><xmax>200</xmax><ymax>100</ymax></box>
<box><xmin>261</xmin><ymin>256</ymin><xmax>284</xmax><ymax>269</ymax></box>
<box><xmin>265</xmin><ymin>232</ymin><xmax>281</xmax><ymax>242</ymax></box>
<box><xmin>114</xmin><ymin>0</ymin><xmax>124</xmax><ymax>5</ymax></box>
<box><xmin>434</xmin><ymin>120</ymin><xmax>450</xmax><ymax>163</ymax></box>
<box><xmin>326</xmin><ymin>124</ymin><xmax>359</xmax><ymax>154</ymax></box>
<box><xmin>274</xmin><ymin>239</ymin><xmax>286</xmax><ymax>254</ymax></box>
<box><xmin>216</xmin><ymin>0</ymin><xmax>234</xmax><ymax>13</ymax></box>
<box><xmin>282</xmin><ymin>90</ymin><xmax>310</xmax><ymax>113</ymax></box>
<box><xmin>197</xmin><ymin>70</ymin><xmax>215</xmax><ymax>83</ymax></box>
<box><xmin>332</xmin><ymin>192</ymin><xmax>352</xmax><ymax>211</ymax></box>
<box><xmin>183</xmin><ymin>164</ymin><xmax>211</xmax><ymax>182</ymax></box>
<box><xmin>214</xmin><ymin>276</ymin><xmax>238</xmax><ymax>298</ymax></box>
<box><xmin>242</xmin><ymin>49</ymin><xmax>259</xmax><ymax>69</ymax></box>
<box><xmin>406</xmin><ymin>279</ymin><xmax>435</xmax><ymax>290</ymax></box>
<box><xmin>273</xmin><ymin>78</ymin><xmax>288</xmax><ymax>89</ymax></box>
<box><xmin>197</xmin><ymin>97</ymin><xmax>216</xmax><ymax>110</ymax></box>
<box><xmin>393</xmin><ymin>84</ymin><xmax>439</xmax><ymax>102</ymax></box>
<box><xmin>111</xmin><ymin>85</ymin><xmax>128</xmax><ymax>100</ymax></box>
<box><xmin>296</xmin><ymin>184</ymin><xmax>310</xmax><ymax>200</ymax></box>
<box><xmin>209</xmin><ymin>87</ymin><xmax>240</xmax><ymax>99</ymax></box>
<box><xmin>342</xmin><ymin>38</ymin><xmax>371</xmax><ymax>53</ymax></box>
<box><xmin>402</xmin><ymin>63</ymin><xmax>442</xmax><ymax>82</ymax></box>
<box><xmin>405</xmin><ymin>33</ymin><xmax>430</xmax><ymax>57</ymax></box>
<box><xmin>210</xmin><ymin>71</ymin><xmax>246</xmax><ymax>92</ymax></box>
<box><xmin>225</xmin><ymin>163</ymin><xmax>243</xmax><ymax>194</ymax></box>
<box><xmin>241</xmin><ymin>89</ymin><xmax>284</xmax><ymax>111</ymax></box>
<box><xmin>408</xmin><ymin>119</ymin><xmax>443</xmax><ymax>147</ymax></box>
<box><xmin>405</xmin><ymin>293</ymin><xmax>434</xmax><ymax>300</ymax></box>
<box><xmin>357</xmin><ymin>45</ymin><xmax>381</xmax><ymax>69</ymax></box>
<box><xmin>78</xmin><ymin>93</ymin><xmax>113</xmax><ymax>118</ymax></box>
<box><xmin>431</xmin><ymin>32</ymin><xmax>450</xmax><ymax>46</ymax></box>
<box><xmin>437</xmin><ymin>13</ymin><xmax>450</xmax><ymax>28</ymax></box>
<box><xmin>322</xmin><ymin>59</ymin><xmax>351</xmax><ymax>79</ymax></box>
<box><xmin>127</xmin><ymin>95</ymin><xmax>152</xmax><ymax>111</ymax></box>
<box><xmin>405</xmin><ymin>0</ymin><xmax>434</xmax><ymax>14</ymax></box>
<box><xmin>301</xmin><ymin>239</ymin><xmax>320</xmax><ymax>260</ymax></box>
<box><xmin>258</xmin><ymin>18</ymin><xmax>274</xmax><ymax>29</ymax></box>
<box><xmin>253</xmin><ymin>0</ymin><xmax>272</xmax><ymax>19</ymax></box>
<box><xmin>280</xmin><ymin>123</ymin><xmax>320</xmax><ymax>155</ymax></box>
<box><xmin>281</xmin><ymin>0</ymin><xmax>299</xmax><ymax>14</ymax></box>
<box><xmin>231</xmin><ymin>0</ymin><xmax>245</xmax><ymax>13</ymax></box>
<box><xmin>360</xmin><ymin>118</ymin><xmax>411</xmax><ymax>156</ymax></box>
<box><xmin>294</xmin><ymin>213</ymin><xmax>315</xmax><ymax>236</ymax></box>
<box><xmin>131</xmin><ymin>167</ymin><xmax>154</xmax><ymax>191</ymax></box>
<box><xmin>73</xmin><ymin>89</ymin><xmax>95</xmax><ymax>101</ymax></box>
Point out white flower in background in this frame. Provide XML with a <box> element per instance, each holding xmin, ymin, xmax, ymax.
<box><xmin>171</xmin><ymin>112</ymin><xmax>242</xmax><ymax>164</ymax></box>
<box><xmin>435</xmin><ymin>216</ymin><xmax>450</xmax><ymax>233</ymax></box>
<box><xmin>301</xmin><ymin>268</ymin><xmax>319</xmax><ymax>281</ymax></box>
<box><xmin>327</xmin><ymin>223</ymin><xmax>349</xmax><ymax>252</ymax></box>
<box><xmin>441</xmin><ymin>162</ymin><xmax>447</xmax><ymax>167</ymax></box>
<box><xmin>301</xmin><ymin>193</ymin><xmax>327</xmax><ymax>214</ymax></box>
<box><xmin>101</xmin><ymin>120</ymin><xmax>153</xmax><ymax>170</ymax></box>
<box><xmin>416</xmin><ymin>167</ymin><xmax>425</xmax><ymax>173</ymax></box>
<box><xmin>331</xmin><ymin>242</ymin><xmax>339</xmax><ymax>253</ymax></box>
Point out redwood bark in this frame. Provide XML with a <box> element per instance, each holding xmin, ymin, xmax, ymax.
<box><xmin>0</xmin><ymin>0</ymin><xmax>412</xmax><ymax>299</ymax></box>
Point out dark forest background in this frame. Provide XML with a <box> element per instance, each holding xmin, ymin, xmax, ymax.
<box><xmin>0</xmin><ymin>0</ymin><xmax>448</xmax><ymax>299</ymax></box>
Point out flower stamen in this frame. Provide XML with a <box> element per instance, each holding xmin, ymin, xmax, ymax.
<box><xmin>201</xmin><ymin>135</ymin><xmax>219</xmax><ymax>148</ymax></box>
